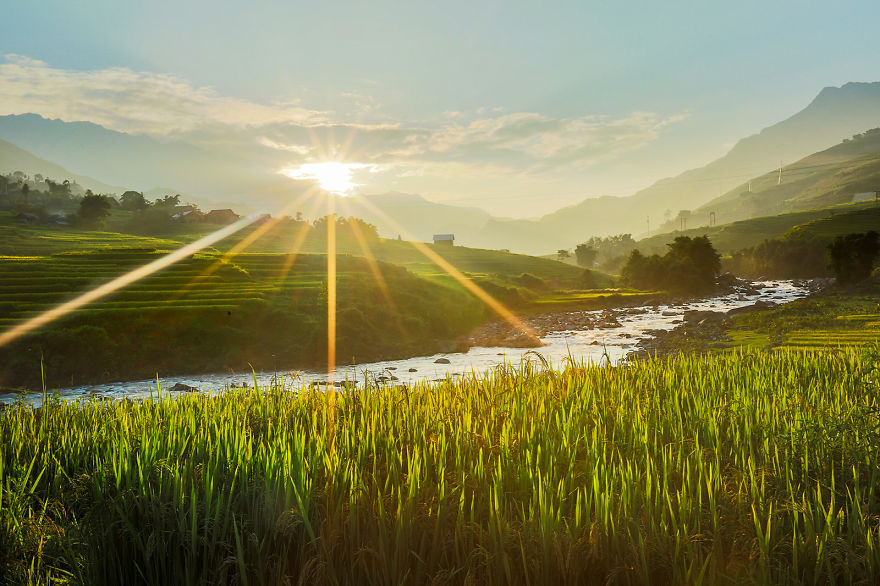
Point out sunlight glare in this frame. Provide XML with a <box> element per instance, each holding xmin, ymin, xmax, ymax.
<box><xmin>282</xmin><ymin>162</ymin><xmax>371</xmax><ymax>196</ymax></box>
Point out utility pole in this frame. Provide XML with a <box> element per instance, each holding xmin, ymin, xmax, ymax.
<box><xmin>709</xmin><ymin>211</ymin><xmax>716</xmax><ymax>227</ymax></box>
<box><xmin>778</xmin><ymin>162</ymin><xmax>784</xmax><ymax>185</ymax></box>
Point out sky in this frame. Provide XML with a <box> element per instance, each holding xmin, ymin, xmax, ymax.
<box><xmin>1</xmin><ymin>0</ymin><xmax>879</xmax><ymax>217</ymax></box>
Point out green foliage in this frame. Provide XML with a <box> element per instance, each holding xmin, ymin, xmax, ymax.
<box><xmin>515</xmin><ymin>272</ymin><xmax>549</xmax><ymax>291</ymax></box>
<box><xmin>0</xmin><ymin>252</ymin><xmax>486</xmax><ymax>387</ymax></box>
<box><xmin>827</xmin><ymin>230</ymin><xmax>880</xmax><ymax>285</ymax></box>
<box><xmin>574</xmin><ymin>243</ymin><xmax>596</xmax><ymax>267</ymax></box>
<box><xmin>3</xmin><ymin>349</ymin><xmax>880</xmax><ymax>583</ymax></box>
<box><xmin>119</xmin><ymin>190</ymin><xmax>148</xmax><ymax>211</ymax></box>
<box><xmin>74</xmin><ymin>194</ymin><xmax>113</xmax><ymax>230</ymax></box>
<box><xmin>726</xmin><ymin>233</ymin><xmax>829</xmax><ymax>278</ymax></box>
<box><xmin>622</xmin><ymin>235</ymin><xmax>720</xmax><ymax>294</ymax></box>
<box><xmin>311</xmin><ymin>214</ymin><xmax>379</xmax><ymax>242</ymax></box>
<box><xmin>575</xmin><ymin>234</ymin><xmax>636</xmax><ymax>272</ymax></box>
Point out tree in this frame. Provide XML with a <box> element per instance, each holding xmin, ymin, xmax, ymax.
<box><xmin>827</xmin><ymin>231</ymin><xmax>880</xmax><ymax>285</ymax></box>
<box><xmin>666</xmin><ymin>235</ymin><xmax>720</xmax><ymax>292</ymax></box>
<box><xmin>621</xmin><ymin>235</ymin><xmax>721</xmax><ymax>294</ymax></box>
<box><xmin>574</xmin><ymin>243</ymin><xmax>597</xmax><ymax>267</ymax></box>
<box><xmin>20</xmin><ymin>183</ymin><xmax>29</xmax><ymax>204</ymax></box>
<box><xmin>557</xmin><ymin>249</ymin><xmax>572</xmax><ymax>262</ymax></box>
<box><xmin>76</xmin><ymin>194</ymin><xmax>113</xmax><ymax>230</ymax></box>
<box><xmin>120</xmin><ymin>190</ymin><xmax>148</xmax><ymax>211</ymax></box>
<box><xmin>578</xmin><ymin>234</ymin><xmax>636</xmax><ymax>271</ymax></box>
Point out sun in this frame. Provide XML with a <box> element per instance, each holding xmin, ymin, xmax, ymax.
<box><xmin>281</xmin><ymin>161</ymin><xmax>370</xmax><ymax>196</ymax></box>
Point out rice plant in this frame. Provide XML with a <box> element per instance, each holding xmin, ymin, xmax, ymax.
<box><xmin>2</xmin><ymin>346</ymin><xmax>879</xmax><ymax>584</ymax></box>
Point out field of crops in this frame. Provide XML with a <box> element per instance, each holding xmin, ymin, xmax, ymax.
<box><xmin>2</xmin><ymin>347</ymin><xmax>879</xmax><ymax>584</ymax></box>
<box><xmin>634</xmin><ymin>201</ymin><xmax>878</xmax><ymax>257</ymax></box>
<box><xmin>722</xmin><ymin>287</ymin><xmax>880</xmax><ymax>353</ymax></box>
<box><xmin>0</xmin><ymin>250</ymin><xmax>330</xmax><ymax>327</ymax></box>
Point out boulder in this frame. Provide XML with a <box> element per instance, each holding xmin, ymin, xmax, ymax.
<box><xmin>726</xmin><ymin>300</ymin><xmax>777</xmax><ymax>317</ymax></box>
<box><xmin>169</xmin><ymin>382</ymin><xmax>198</xmax><ymax>392</ymax></box>
<box><xmin>434</xmin><ymin>358</ymin><xmax>451</xmax><ymax>364</ymax></box>
<box><xmin>683</xmin><ymin>310</ymin><xmax>725</xmax><ymax>323</ymax></box>
<box><xmin>408</xmin><ymin>367</ymin><xmax>418</xmax><ymax>372</ymax></box>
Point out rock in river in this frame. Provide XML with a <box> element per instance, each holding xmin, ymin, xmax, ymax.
<box><xmin>169</xmin><ymin>382</ymin><xmax>198</xmax><ymax>392</ymax></box>
<box><xmin>434</xmin><ymin>358</ymin><xmax>451</xmax><ymax>364</ymax></box>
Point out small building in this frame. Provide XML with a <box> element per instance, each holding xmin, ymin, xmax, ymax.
<box><xmin>15</xmin><ymin>212</ymin><xmax>39</xmax><ymax>224</ymax></box>
<box><xmin>171</xmin><ymin>209</ymin><xmax>203</xmax><ymax>223</ymax></box>
<box><xmin>433</xmin><ymin>234</ymin><xmax>455</xmax><ymax>246</ymax></box>
<box><xmin>47</xmin><ymin>214</ymin><xmax>69</xmax><ymax>226</ymax></box>
<box><xmin>203</xmin><ymin>209</ymin><xmax>240</xmax><ymax>224</ymax></box>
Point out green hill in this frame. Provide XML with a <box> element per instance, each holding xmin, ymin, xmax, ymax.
<box><xmin>636</xmin><ymin>201</ymin><xmax>879</xmax><ymax>256</ymax></box>
<box><xmin>682</xmin><ymin>128</ymin><xmax>880</xmax><ymax>228</ymax></box>
<box><xmin>0</xmin><ymin>211</ymin><xmax>598</xmax><ymax>388</ymax></box>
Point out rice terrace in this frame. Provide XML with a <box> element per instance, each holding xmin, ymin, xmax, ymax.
<box><xmin>3</xmin><ymin>3</ymin><xmax>880</xmax><ymax>585</ymax></box>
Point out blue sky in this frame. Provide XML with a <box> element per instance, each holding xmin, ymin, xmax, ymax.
<box><xmin>1</xmin><ymin>0</ymin><xmax>879</xmax><ymax>215</ymax></box>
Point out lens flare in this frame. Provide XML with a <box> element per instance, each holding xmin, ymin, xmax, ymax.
<box><xmin>352</xmin><ymin>195</ymin><xmax>541</xmax><ymax>345</ymax></box>
<box><xmin>0</xmin><ymin>215</ymin><xmax>261</xmax><ymax>349</ymax></box>
<box><xmin>282</xmin><ymin>162</ymin><xmax>372</xmax><ymax>196</ymax></box>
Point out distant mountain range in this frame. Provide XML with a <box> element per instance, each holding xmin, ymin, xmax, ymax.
<box><xmin>1</xmin><ymin>81</ymin><xmax>879</xmax><ymax>253</ymax></box>
<box><xmin>464</xmin><ymin>82</ymin><xmax>880</xmax><ymax>252</ymax></box>
<box><xmin>688</xmin><ymin>127</ymin><xmax>880</xmax><ymax>225</ymax></box>
<box><xmin>0</xmin><ymin>138</ymin><xmax>125</xmax><ymax>195</ymax></box>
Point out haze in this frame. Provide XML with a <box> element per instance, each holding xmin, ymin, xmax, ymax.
<box><xmin>1</xmin><ymin>0</ymin><xmax>879</xmax><ymax>221</ymax></box>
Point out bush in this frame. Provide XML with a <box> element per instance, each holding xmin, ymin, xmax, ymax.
<box><xmin>621</xmin><ymin>236</ymin><xmax>720</xmax><ymax>294</ymax></box>
<box><xmin>828</xmin><ymin>230</ymin><xmax>880</xmax><ymax>285</ymax></box>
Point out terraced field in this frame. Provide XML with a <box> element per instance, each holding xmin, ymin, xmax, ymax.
<box><xmin>724</xmin><ymin>287</ymin><xmax>880</xmax><ymax>350</ymax></box>
<box><xmin>780</xmin><ymin>313</ymin><xmax>880</xmax><ymax>349</ymax></box>
<box><xmin>0</xmin><ymin>250</ymin><xmax>256</xmax><ymax>327</ymax></box>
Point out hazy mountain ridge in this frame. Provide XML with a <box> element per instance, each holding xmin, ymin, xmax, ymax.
<box><xmin>0</xmin><ymin>138</ymin><xmax>126</xmax><ymax>195</ymax></box>
<box><xmin>686</xmin><ymin>127</ymin><xmax>880</xmax><ymax>224</ymax></box>
<box><xmin>0</xmin><ymin>114</ymin><xmax>262</xmax><ymax>201</ymax></box>
<box><xmin>468</xmin><ymin>81</ymin><xmax>880</xmax><ymax>253</ymax></box>
<box><xmin>1</xmin><ymin>81</ymin><xmax>879</xmax><ymax>254</ymax></box>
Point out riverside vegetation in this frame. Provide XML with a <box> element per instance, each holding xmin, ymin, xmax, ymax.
<box><xmin>2</xmin><ymin>347</ymin><xmax>879</xmax><ymax>584</ymax></box>
<box><xmin>0</xmin><ymin>210</ymin><xmax>597</xmax><ymax>389</ymax></box>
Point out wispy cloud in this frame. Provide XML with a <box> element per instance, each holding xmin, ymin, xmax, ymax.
<box><xmin>0</xmin><ymin>54</ymin><xmax>686</xmax><ymax>176</ymax></box>
<box><xmin>0</xmin><ymin>54</ymin><xmax>325</xmax><ymax>135</ymax></box>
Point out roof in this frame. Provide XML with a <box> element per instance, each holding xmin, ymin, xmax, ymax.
<box><xmin>432</xmin><ymin>234</ymin><xmax>455</xmax><ymax>240</ymax></box>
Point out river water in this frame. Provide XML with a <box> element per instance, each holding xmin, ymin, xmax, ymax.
<box><xmin>2</xmin><ymin>280</ymin><xmax>811</xmax><ymax>406</ymax></box>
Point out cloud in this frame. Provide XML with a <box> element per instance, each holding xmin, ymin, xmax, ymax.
<box><xmin>0</xmin><ymin>54</ymin><xmax>686</xmax><ymax>176</ymax></box>
<box><xmin>0</xmin><ymin>54</ymin><xmax>325</xmax><ymax>135</ymax></box>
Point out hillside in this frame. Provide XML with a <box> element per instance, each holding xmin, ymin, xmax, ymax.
<box><xmin>3</xmin><ymin>82</ymin><xmax>879</xmax><ymax>256</ymax></box>
<box><xmin>635</xmin><ymin>201</ymin><xmax>879</xmax><ymax>256</ymax></box>
<box><xmin>0</xmin><ymin>114</ymin><xmax>256</xmax><ymax>201</ymax></box>
<box><xmin>0</xmin><ymin>139</ymin><xmax>125</xmax><ymax>195</ymax></box>
<box><xmin>685</xmin><ymin>128</ymin><xmax>880</xmax><ymax>226</ymax></box>
<box><xmin>468</xmin><ymin>82</ymin><xmax>880</xmax><ymax>254</ymax></box>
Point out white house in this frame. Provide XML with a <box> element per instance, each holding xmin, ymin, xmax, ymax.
<box><xmin>433</xmin><ymin>234</ymin><xmax>454</xmax><ymax>246</ymax></box>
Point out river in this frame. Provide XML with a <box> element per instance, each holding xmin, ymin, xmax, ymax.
<box><xmin>1</xmin><ymin>280</ymin><xmax>812</xmax><ymax>406</ymax></box>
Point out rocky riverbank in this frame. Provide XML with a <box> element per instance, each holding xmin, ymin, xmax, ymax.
<box><xmin>461</xmin><ymin>274</ymin><xmax>793</xmax><ymax>350</ymax></box>
<box><xmin>628</xmin><ymin>278</ymin><xmax>833</xmax><ymax>359</ymax></box>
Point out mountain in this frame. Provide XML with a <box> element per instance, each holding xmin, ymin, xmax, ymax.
<box><xmin>468</xmin><ymin>81</ymin><xmax>880</xmax><ymax>254</ymax></box>
<box><xmin>688</xmin><ymin>127</ymin><xmax>880</xmax><ymax>225</ymax></box>
<box><xmin>342</xmin><ymin>192</ymin><xmax>493</xmax><ymax>244</ymax></box>
<box><xmin>0</xmin><ymin>114</ymin><xmax>268</xmax><ymax>202</ymax></box>
<box><xmin>0</xmin><ymin>138</ymin><xmax>126</xmax><ymax>194</ymax></box>
<box><xmin>3</xmin><ymin>81</ymin><xmax>879</xmax><ymax>254</ymax></box>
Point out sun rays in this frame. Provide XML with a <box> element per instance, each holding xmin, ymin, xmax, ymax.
<box><xmin>0</xmin><ymin>127</ymin><xmax>538</xmax><ymax>396</ymax></box>
<box><xmin>0</xmin><ymin>215</ymin><xmax>261</xmax><ymax>348</ymax></box>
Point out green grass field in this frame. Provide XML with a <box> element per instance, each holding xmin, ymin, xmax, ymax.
<box><xmin>636</xmin><ymin>202</ymin><xmax>879</xmax><ymax>256</ymax></box>
<box><xmin>0</xmin><ymin>210</ymin><xmax>608</xmax><ymax>388</ymax></box>
<box><xmin>2</xmin><ymin>347</ymin><xmax>879</xmax><ymax>584</ymax></box>
<box><xmin>723</xmin><ymin>287</ymin><xmax>880</xmax><ymax>351</ymax></box>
